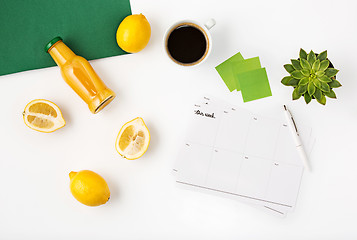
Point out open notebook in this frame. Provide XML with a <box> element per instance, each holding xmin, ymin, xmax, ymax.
<box><xmin>173</xmin><ymin>95</ymin><xmax>315</xmax><ymax>216</ymax></box>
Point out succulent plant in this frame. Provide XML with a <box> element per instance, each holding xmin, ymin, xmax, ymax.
<box><xmin>281</xmin><ymin>49</ymin><xmax>341</xmax><ymax>105</ymax></box>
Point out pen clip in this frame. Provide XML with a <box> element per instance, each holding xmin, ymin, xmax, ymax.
<box><xmin>284</xmin><ymin>105</ymin><xmax>299</xmax><ymax>134</ymax></box>
<box><xmin>290</xmin><ymin>115</ymin><xmax>299</xmax><ymax>134</ymax></box>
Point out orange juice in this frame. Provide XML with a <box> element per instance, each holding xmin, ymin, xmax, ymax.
<box><xmin>45</xmin><ymin>37</ymin><xmax>115</xmax><ymax>114</ymax></box>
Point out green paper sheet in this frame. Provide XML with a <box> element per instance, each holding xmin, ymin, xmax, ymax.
<box><xmin>0</xmin><ymin>0</ymin><xmax>132</xmax><ymax>76</ymax></box>
<box><xmin>231</xmin><ymin>57</ymin><xmax>261</xmax><ymax>90</ymax></box>
<box><xmin>215</xmin><ymin>52</ymin><xmax>244</xmax><ymax>92</ymax></box>
<box><xmin>236</xmin><ymin>68</ymin><xmax>272</xmax><ymax>102</ymax></box>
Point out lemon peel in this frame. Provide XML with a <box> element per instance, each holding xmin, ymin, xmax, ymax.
<box><xmin>69</xmin><ymin>170</ymin><xmax>110</xmax><ymax>207</ymax></box>
<box><xmin>116</xmin><ymin>13</ymin><xmax>151</xmax><ymax>53</ymax></box>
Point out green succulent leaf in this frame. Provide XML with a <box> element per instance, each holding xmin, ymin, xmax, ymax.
<box><xmin>304</xmin><ymin>93</ymin><xmax>312</xmax><ymax>104</ymax></box>
<box><xmin>318</xmin><ymin>75</ymin><xmax>332</xmax><ymax>83</ymax></box>
<box><xmin>291</xmin><ymin>71</ymin><xmax>304</xmax><ymax>79</ymax></box>
<box><xmin>324</xmin><ymin>89</ymin><xmax>337</xmax><ymax>98</ymax></box>
<box><xmin>307</xmin><ymin>50</ymin><xmax>316</xmax><ymax>66</ymax></box>
<box><xmin>284</xmin><ymin>64</ymin><xmax>295</xmax><ymax>73</ymax></box>
<box><xmin>320</xmin><ymin>81</ymin><xmax>331</xmax><ymax>92</ymax></box>
<box><xmin>300</xmin><ymin>58</ymin><xmax>311</xmax><ymax>70</ymax></box>
<box><xmin>317</xmin><ymin>94</ymin><xmax>326</xmax><ymax>105</ymax></box>
<box><xmin>312</xmin><ymin>59</ymin><xmax>320</xmax><ymax>71</ymax></box>
<box><xmin>314</xmin><ymin>88</ymin><xmax>322</xmax><ymax>101</ymax></box>
<box><xmin>308</xmin><ymin>81</ymin><xmax>316</xmax><ymax>96</ymax></box>
<box><xmin>292</xmin><ymin>87</ymin><xmax>302</xmax><ymax>100</ymax></box>
<box><xmin>317</xmin><ymin>50</ymin><xmax>327</xmax><ymax>61</ymax></box>
<box><xmin>325</xmin><ymin>68</ymin><xmax>339</xmax><ymax>78</ymax></box>
<box><xmin>281</xmin><ymin>76</ymin><xmax>293</xmax><ymax>86</ymax></box>
<box><xmin>288</xmin><ymin>78</ymin><xmax>300</xmax><ymax>86</ymax></box>
<box><xmin>298</xmin><ymin>84</ymin><xmax>308</xmax><ymax>94</ymax></box>
<box><xmin>329</xmin><ymin>79</ymin><xmax>342</xmax><ymax>88</ymax></box>
<box><xmin>312</xmin><ymin>77</ymin><xmax>322</xmax><ymax>89</ymax></box>
<box><xmin>315</xmin><ymin>71</ymin><xmax>325</xmax><ymax>78</ymax></box>
<box><xmin>299</xmin><ymin>77</ymin><xmax>309</xmax><ymax>85</ymax></box>
<box><xmin>301</xmin><ymin>69</ymin><xmax>310</xmax><ymax>76</ymax></box>
<box><xmin>319</xmin><ymin>60</ymin><xmax>330</xmax><ymax>72</ymax></box>
<box><xmin>299</xmin><ymin>48</ymin><xmax>308</xmax><ymax>60</ymax></box>
<box><xmin>291</xmin><ymin>59</ymin><xmax>302</xmax><ymax>70</ymax></box>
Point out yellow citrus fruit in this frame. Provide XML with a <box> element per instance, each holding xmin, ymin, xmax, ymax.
<box><xmin>116</xmin><ymin>14</ymin><xmax>151</xmax><ymax>53</ymax></box>
<box><xmin>69</xmin><ymin>170</ymin><xmax>110</xmax><ymax>207</ymax></box>
<box><xmin>23</xmin><ymin>99</ymin><xmax>65</xmax><ymax>133</ymax></box>
<box><xmin>115</xmin><ymin>117</ymin><xmax>150</xmax><ymax>160</ymax></box>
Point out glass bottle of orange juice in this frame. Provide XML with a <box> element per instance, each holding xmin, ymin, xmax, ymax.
<box><xmin>45</xmin><ymin>37</ymin><xmax>115</xmax><ymax>114</ymax></box>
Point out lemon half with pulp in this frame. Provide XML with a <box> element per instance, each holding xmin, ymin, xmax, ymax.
<box><xmin>115</xmin><ymin>117</ymin><xmax>150</xmax><ymax>160</ymax></box>
<box><xmin>23</xmin><ymin>99</ymin><xmax>65</xmax><ymax>133</ymax></box>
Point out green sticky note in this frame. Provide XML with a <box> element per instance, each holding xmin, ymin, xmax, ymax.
<box><xmin>232</xmin><ymin>57</ymin><xmax>261</xmax><ymax>90</ymax></box>
<box><xmin>237</xmin><ymin>68</ymin><xmax>272</xmax><ymax>102</ymax></box>
<box><xmin>215</xmin><ymin>52</ymin><xmax>244</xmax><ymax>92</ymax></box>
<box><xmin>0</xmin><ymin>0</ymin><xmax>132</xmax><ymax>76</ymax></box>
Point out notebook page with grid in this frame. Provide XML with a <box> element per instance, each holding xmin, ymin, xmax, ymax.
<box><xmin>173</xmin><ymin>96</ymin><xmax>314</xmax><ymax>215</ymax></box>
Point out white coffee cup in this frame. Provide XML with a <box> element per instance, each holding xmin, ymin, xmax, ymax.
<box><xmin>164</xmin><ymin>19</ymin><xmax>216</xmax><ymax>66</ymax></box>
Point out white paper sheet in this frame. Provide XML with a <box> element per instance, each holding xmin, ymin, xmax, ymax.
<box><xmin>173</xmin><ymin>95</ymin><xmax>314</xmax><ymax>216</ymax></box>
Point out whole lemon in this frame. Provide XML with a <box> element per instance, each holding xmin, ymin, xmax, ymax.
<box><xmin>69</xmin><ymin>170</ymin><xmax>110</xmax><ymax>207</ymax></box>
<box><xmin>116</xmin><ymin>14</ymin><xmax>151</xmax><ymax>53</ymax></box>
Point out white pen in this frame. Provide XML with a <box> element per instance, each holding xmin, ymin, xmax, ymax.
<box><xmin>283</xmin><ymin>105</ymin><xmax>311</xmax><ymax>172</ymax></box>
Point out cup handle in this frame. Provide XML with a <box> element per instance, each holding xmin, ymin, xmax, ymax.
<box><xmin>204</xmin><ymin>19</ymin><xmax>216</xmax><ymax>30</ymax></box>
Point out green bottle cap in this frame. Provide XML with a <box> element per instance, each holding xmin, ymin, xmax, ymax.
<box><xmin>45</xmin><ymin>36</ymin><xmax>63</xmax><ymax>53</ymax></box>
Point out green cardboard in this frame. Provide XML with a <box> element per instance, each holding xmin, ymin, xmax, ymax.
<box><xmin>236</xmin><ymin>68</ymin><xmax>272</xmax><ymax>102</ymax></box>
<box><xmin>215</xmin><ymin>52</ymin><xmax>244</xmax><ymax>92</ymax></box>
<box><xmin>0</xmin><ymin>0</ymin><xmax>132</xmax><ymax>76</ymax></box>
<box><xmin>231</xmin><ymin>57</ymin><xmax>261</xmax><ymax>90</ymax></box>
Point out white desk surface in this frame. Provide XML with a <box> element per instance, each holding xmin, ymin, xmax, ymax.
<box><xmin>1</xmin><ymin>0</ymin><xmax>357</xmax><ymax>239</ymax></box>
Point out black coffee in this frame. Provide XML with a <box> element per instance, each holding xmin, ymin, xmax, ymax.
<box><xmin>167</xmin><ymin>24</ymin><xmax>207</xmax><ymax>64</ymax></box>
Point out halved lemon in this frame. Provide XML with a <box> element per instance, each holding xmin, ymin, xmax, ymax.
<box><xmin>23</xmin><ymin>99</ymin><xmax>65</xmax><ymax>133</ymax></box>
<box><xmin>115</xmin><ymin>117</ymin><xmax>150</xmax><ymax>160</ymax></box>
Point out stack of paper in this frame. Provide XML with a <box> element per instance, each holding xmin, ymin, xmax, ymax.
<box><xmin>215</xmin><ymin>53</ymin><xmax>272</xmax><ymax>102</ymax></box>
<box><xmin>173</xmin><ymin>96</ymin><xmax>315</xmax><ymax>217</ymax></box>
